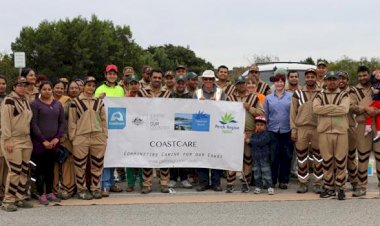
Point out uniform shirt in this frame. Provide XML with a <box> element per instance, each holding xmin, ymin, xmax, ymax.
<box><xmin>313</xmin><ymin>88</ymin><xmax>349</xmax><ymax>134</ymax></box>
<box><xmin>350</xmin><ymin>83</ymin><xmax>373</xmax><ymax>124</ymax></box>
<box><xmin>68</xmin><ymin>93</ymin><xmax>107</xmax><ymax>140</ymax></box>
<box><xmin>171</xmin><ymin>91</ymin><xmax>192</xmax><ymax>99</ymax></box>
<box><xmin>95</xmin><ymin>83</ymin><xmax>125</xmax><ymax>98</ymax></box>
<box><xmin>257</xmin><ymin>80</ymin><xmax>271</xmax><ymax>96</ymax></box>
<box><xmin>342</xmin><ymin>86</ymin><xmax>357</xmax><ymax>128</ymax></box>
<box><xmin>137</xmin><ymin>86</ymin><xmax>171</xmax><ymax>98</ymax></box>
<box><xmin>227</xmin><ymin>90</ymin><xmax>264</xmax><ymax>131</ymax></box>
<box><xmin>290</xmin><ymin>86</ymin><xmax>321</xmax><ymax>134</ymax></box>
<box><xmin>25</xmin><ymin>86</ymin><xmax>39</xmax><ymax>103</ymax></box>
<box><xmin>1</xmin><ymin>91</ymin><xmax>33</xmax><ymax>143</ymax></box>
<box><xmin>216</xmin><ymin>81</ymin><xmax>236</xmax><ymax>97</ymax></box>
<box><xmin>139</xmin><ymin>79</ymin><xmax>150</xmax><ymax>89</ymax></box>
<box><xmin>264</xmin><ymin>90</ymin><xmax>292</xmax><ymax>133</ymax></box>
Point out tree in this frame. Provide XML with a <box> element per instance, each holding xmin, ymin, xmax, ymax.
<box><xmin>248</xmin><ymin>54</ymin><xmax>279</xmax><ymax>65</ymax></box>
<box><xmin>147</xmin><ymin>44</ymin><xmax>213</xmax><ymax>74</ymax></box>
<box><xmin>301</xmin><ymin>57</ymin><xmax>315</xmax><ymax>65</ymax></box>
<box><xmin>0</xmin><ymin>53</ymin><xmax>19</xmax><ymax>87</ymax></box>
<box><xmin>11</xmin><ymin>15</ymin><xmax>153</xmax><ymax>81</ymax></box>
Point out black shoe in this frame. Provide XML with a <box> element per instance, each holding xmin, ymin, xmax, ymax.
<box><xmin>241</xmin><ymin>184</ymin><xmax>250</xmax><ymax>193</ymax></box>
<box><xmin>320</xmin><ymin>189</ymin><xmax>336</xmax><ymax>198</ymax></box>
<box><xmin>212</xmin><ymin>185</ymin><xmax>223</xmax><ymax>192</ymax></box>
<box><xmin>196</xmin><ymin>185</ymin><xmax>210</xmax><ymax>192</ymax></box>
<box><xmin>225</xmin><ymin>185</ymin><xmax>234</xmax><ymax>193</ymax></box>
<box><xmin>279</xmin><ymin>183</ymin><xmax>288</xmax><ymax>190</ymax></box>
<box><xmin>337</xmin><ymin>189</ymin><xmax>346</xmax><ymax>200</ymax></box>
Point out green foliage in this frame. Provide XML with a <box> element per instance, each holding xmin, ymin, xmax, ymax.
<box><xmin>147</xmin><ymin>44</ymin><xmax>213</xmax><ymax>74</ymax></box>
<box><xmin>0</xmin><ymin>53</ymin><xmax>19</xmax><ymax>84</ymax></box>
<box><xmin>11</xmin><ymin>15</ymin><xmax>153</xmax><ymax>81</ymax></box>
<box><xmin>301</xmin><ymin>57</ymin><xmax>315</xmax><ymax>65</ymax></box>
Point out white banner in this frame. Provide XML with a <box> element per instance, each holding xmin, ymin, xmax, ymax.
<box><xmin>103</xmin><ymin>97</ymin><xmax>245</xmax><ymax>171</ymax></box>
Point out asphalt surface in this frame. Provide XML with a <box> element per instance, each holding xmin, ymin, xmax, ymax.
<box><xmin>1</xmin><ymin>199</ymin><xmax>380</xmax><ymax>226</ymax></box>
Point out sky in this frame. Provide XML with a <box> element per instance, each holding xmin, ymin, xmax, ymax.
<box><xmin>1</xmin><ymin>0</ymin><xmax>380</xmax><ymax>68</ymax></box>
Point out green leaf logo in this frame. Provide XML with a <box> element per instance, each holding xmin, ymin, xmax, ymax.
<box><xmin>220</xmin><ymin>113</ymin><xmax>237</xmax><ymax>124</ymax></box>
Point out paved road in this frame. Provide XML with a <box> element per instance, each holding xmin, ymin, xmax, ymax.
<box><xmin>1</xmin><ymin>199</ymin><xmax>380</xmax><ymax>226</ymax></box>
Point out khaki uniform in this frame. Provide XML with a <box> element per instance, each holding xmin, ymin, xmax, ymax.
<box><xmin>53</xmin><ymin>99</ymin><xmax>76</xmax><ymax>196</ymax></box>
<box><xmin>350</xmin><ymin>84</ymin><xmax>380</xmax><ymax>189</ymax></box>
<box><xmin>25</xmin><ymin>86</ymin><xmax>39</xmax><ymax>103</ymax></box>
<box><xmin>313</xmin><ymin>88</ymin><xmax>349</xmax><ymax>190</ymax></box>
<box><xmin>1</xmin><ymin>92</ymin><xmax>33</xmax><ymax>203</ymax></box>
<box><xmin>68</xmin><ymin>93</ymin><xmax>107</xmax><ymax>193</ymax></box>
<box><xmin>257</xmin><ymin>80</ymin><xmax>271</xmax><ymax>96</ymax></box>
<box><xmin>216</xmin><ymin>81</ymin><xmax>235</xmax><ymax>97</ymax></box>
<box><xmin>0</xmin><ymin>96</ymin><xmax>8</xmax><ymax>199</ymax></box>
<box><xmin>137</xmin><ymin>86</ymin><xmax>172</xmax><ymax>188</ymax></box>
<box><xmin>139</xmin><ymin>79</ymin><xmax>150</xmax><ymax>89</ymax></box>
<box><xmin>226</xmin><ymin>90</ymin><xmax>264</xmax><ymax>186</ymax></box>
<box><xmin>290</xmin><ymin>86</ymin><xmax>323</xmax><ymax>185</ymax></box>
<box><xmin>343</xmin><ymin>86</ymin><xmax>358</xmax><ymax>185</ymax></box>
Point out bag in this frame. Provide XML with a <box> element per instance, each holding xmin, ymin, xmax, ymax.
<box><xmin>56</xmin><ymin>145</ymin><xmax>70</xmax><ymax>164</ymax></box>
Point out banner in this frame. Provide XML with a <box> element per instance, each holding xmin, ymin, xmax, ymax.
<box><xmin>103</xmin><ymin>97</ymin><xmax>245</xmax><ymax>171</ymax></box>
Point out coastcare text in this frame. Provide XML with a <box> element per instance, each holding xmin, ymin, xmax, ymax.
<box><xmin>149</xmin><ymin>140</ymin><xmax>197</xmax><ymax>148</ymax></box>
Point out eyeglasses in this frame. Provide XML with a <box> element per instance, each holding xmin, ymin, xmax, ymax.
<box><xmin>202</xmin><ymin>78</ymin><xmax>215</xmax><ymax>81</ymax></box>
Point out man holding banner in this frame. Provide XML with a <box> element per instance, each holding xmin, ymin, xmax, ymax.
<box><xmin>137</xmin><ymin>69</ymin><xmax>172</xmax><ymax>194</ymax></box>
<box><xmin>225</xmin><ymin>76</ymin><xmax>264</xmax><ymax>193</ymax></box>
<box><xmin>193</xmin><ymin>70</ymin><xmax>226</xmax><ymax>192</ymax></box>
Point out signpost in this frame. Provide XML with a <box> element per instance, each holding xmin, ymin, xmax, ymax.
<box><xmin>14</xmin><ymin>52</ymin><xmax>26</xmax><ymax>75</ymax></box>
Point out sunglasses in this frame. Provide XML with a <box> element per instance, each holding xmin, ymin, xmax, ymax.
<box><xmin>203</xmin><ymin>78</ymin><xmax>215</xmax><ymax>81</ymax></box>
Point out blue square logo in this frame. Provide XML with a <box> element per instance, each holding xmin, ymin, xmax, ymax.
<box><xmin>108</xmin><ymin>107</ymin><xmax>126</xmax><ymax>129</ymax></box>
<box><xmin>191</xmin><ymin>112</ymin><xmax>210</xmax><ymax>132</ymax></box>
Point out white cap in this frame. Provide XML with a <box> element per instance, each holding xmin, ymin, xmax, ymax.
<box><xmin>201</xmin><ymin>70</ymin><xmax>216</xmax><ymax>78</ymax></box>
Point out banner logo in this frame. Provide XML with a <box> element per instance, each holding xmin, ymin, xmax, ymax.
<box><xmin>108</xmin><ymin>107</ymin><xmax>126</xmax><ymax>129</ymax></box>
<box><xmin>174</xmin><ymin>111</ymin><xmax>210</xmax><ymax>132</ymax></box>
<box><xmin>215</xmin><ymin>113</ymin><xmax>239</xmax><ymax>133</ymax></box>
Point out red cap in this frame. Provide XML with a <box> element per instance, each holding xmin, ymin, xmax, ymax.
<box><xmin>105</xmin><ymin>64</ymin><xmax>118</xmax><ymax>73</ymax></box>
<box><xmin>255</xmin><ymin>115</ymin><xmax>267</xmax><ymax>123</ymax></box>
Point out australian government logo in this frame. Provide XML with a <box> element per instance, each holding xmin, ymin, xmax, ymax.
<box><xmin>132</xmin><ymin>116</ymin><xmax>144</xmax><ymax>126</ymax></box>
<box><xmin>174</xmin><ymin>111</ymin><xmax>210</xmax><ymax>132</ymax></box>
<box><xmin>150</xmin><ymin>113</ymin><xmax>170</xmax><ymax>130</ymax></box>
<box><xmin>108</xmin><ymin>107</ymin><xmax>126</xmax><ymax>129</ymax></box>
<box><xmin>215</xmin><ymin>113</ymin><xmax>240</xmax><ymax>134</ymax></box>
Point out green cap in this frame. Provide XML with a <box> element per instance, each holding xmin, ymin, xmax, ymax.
<box><xmin>274</xmin><ymin>68</ymin><xmax>287</xmax><ymax>76</ymax></box>
<box><xmin>235</xmin><ymin>76</ymin><xmax>246</xmax><ymax>84</ymax></box>
<box><xmin>324</xmin><ymin>71</ymin><xmax>338</xmax><ymax>80</ymax></box>
<box><xmin>186</xmin><ymin>72</ymin><xmax>198</xmax><ymax>80</ymax></box>
<box><xmin>127</xmin><ymin>75</ymin><xmax>139</xmax><ymax>83</ymax></box>
<box><xmin>176</xmin><ymin>75</ymin><xmax>187</xmax><ymax>82</ymax></box>
<box><xmin>317</xmin><ymin>60</ymin><xmax>327</xmax><ymax>66</ymax></box>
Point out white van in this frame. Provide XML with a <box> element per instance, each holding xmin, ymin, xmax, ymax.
<box><xmin>242</xmin><ymin>62</ymin><xmax>316</xmax><ymax>85</ymax></box>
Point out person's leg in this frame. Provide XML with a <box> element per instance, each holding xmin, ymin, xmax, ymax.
<box><xmin>226</xmin><ymin>171</ymin><xmax>236</xmax><ymax>187</ymax></box>
<box><xmin>278</xmin><ymin>132</ymin><xmax>293</xmax><ymax>184</ymax></box>
<box><xmin>211</xmin><ymin>169</ymin><xmax>221</xmax><ymax>187</ymax></box>
<box><xmin>270</xmin><ymin>132</ymin><xmax>280</xmax><ymax>186</ymax></box>
<box><xmin>61</xmin><ymin>154</ymin><xmax>76</xmax><ymax>197</ymax></box>
<box><xmin>347</xmin><ymin>126</ymin><xmax>358</xmax><ymax>188</ymax></box>
<box><xmin>242</xmin><ymin>137</ymin><xmax>253</xmax><ymax>184</ymax></box>
<box><xmin>253</xmin><ymin>159</ymin><xmax>263</xmax><ymax>189</ymax></box>
<box><xmin>45</xmin><ymin>150</ymin><xmax>56</xmax><ymax>195</ymax></box>
<box><xmin>319</xmin><ymin>133</ymin><xmax>334</xmax><ymax>191</ymax></box>
<box><xmin>311</xmin><ymin>128</ymin><xmax>323</xmax><ymax>186</ymax></box>
<box><xmin>72</xmin><ymin>144</ymin><xmax>90</xmax><ymax>193</ymax></box>
<box><xmin>261</xmin><ymin>158</ymin><xmax>273</xmax><ymax>188</ymax></box>
<box><xmin>196</xmin><ymin>168</ymin><xmax>209</xmax><ymax>187</ymax></box>
<box><xmin>89</xmin><ymin>143</ymin><xmax>106</xmax><ymax>193</ymax></box>
<box><xmin>335</xmin><ymin>133</ymin><xmax>348</xmax><ymax>189</ymax></box>
<box><xmin>32</xmin><ymin>153</ymin><xmax>45</xmax><ymax>196</ymax></box>
<box><xmin>170</xmin><ymin>168</ymin><xmax>179</xmax><ymax>182</ymax></box>
<box><xmin>127</xmin><ymin>168</ymin><xmax>136</xmax><ymax>187</ymax></box>
<box><xmin>19</xmin><ymin>147</ymin><xmax>33</xmax><ymax>200</ymax></box>
<box><xmin>159</xmin><ymin>168</ymin><xmax>170</xmax><ymax>187</ymax></box>
<box><xmin>356</xmin><ymin>123</ymin><xmax>373</xmax><ymax>192</ymax></box>
<box><xmin>0</xmin><ymin>157</ymin><xmax>8</xmax><ymax>199</ymax></box>
<box><xmin>295</xmin><ymin>127</ymin><xmax>311</xmax><ymax>185</ymax></box>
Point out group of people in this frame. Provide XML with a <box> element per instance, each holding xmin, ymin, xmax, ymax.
<box><xmin>0</xmin><ymin>60</ymin><xmax>380</xmax><ymax>212</ymax></box>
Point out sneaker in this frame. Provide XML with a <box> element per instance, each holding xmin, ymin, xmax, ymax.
<box><xmin>92</xmin><ymin>190</ymin><xmax>102</xmax><ymax>199</ymax></box>
<box><xmin>168</xmin><ymin>180</ymin><xmax>177</xmax><ymax>188</ymax></box>
<box><xmin>337</xmin><ymin>189</ymin><xmax>346</xmax><ymax>200</ymax></box>
<box><xmin>101</xmin><ymin>188</ymin><xmax>110</xmax><ymax>197</ymax></box>
<box><xmin>350</xmin><ymin>182</ymin><xmax>358</xmax><ymax>192</ymax></box>
<box><xmin>126</xmin><ymin>186</ymin><xmax>134</xmax><ymax>192</ymax></box>
<box><xmin>279</xmin><ymin>183</ymin><xmax>288</xmax><ymax>190</ymax></box>
<box><xmin>225</xmin><ymin>185</ymin><xmax>234</xmax><ymax>193</ymax></box>
<box><xmin>196</xmin><ymin>185</ymin><xmax>210</xmax><ymax>192</ymax></box>
<box><xmin>297</xmin><ymin>183</ymin><xmax>308</xmax><ymax>193</ymax></box>
<box><xmin>110</xmin><ymin>185</ymin><xmax>123</xmax><ymax>193</ymax></box>
<box><xmin>161</xmin><ymin>185</ymin><xmax>169</xmax><ymax>193</ymax></box>
<box><xmin>320</xmin><ymin>189</ymin><xmax>336</xmax><ymax>198</ymax></box>
<box><xmin>364</xmin><ymin>125</ymin><xmax>372</xmax><ymax>136</ymax></box>
<box><xmin>60</xmin><ymin>191</ymin><xmax>71</xmax><ymax>200</ymax></box>
<box><xmin>141</xmin><ymin>186</ymin><xmax>152</xmax><ymax>194</ymax></box>
<box><xmin>241</xmin><ymin>184</ymin><xmax>250</xmax><ymax>193</ymax></box>
<box><xmin>1</xmin><ymin>202</ymin><xmax>17</xmax><ymax>212</ymax></box>
<box><xmin>212</xmin><ymin>185</ymin><xmax>223</xmax><ymax>192</ymax></box>
<box><xmin>374</xmin><ymin>132</ymin><xmax>380</xmax><ymax>142</ymax></box>
<box><xmin>352</xmin><ymin>188</ymin><xmax>366</xmax><ymax>197</ymax></box>
<box><xmin>78</xmin><ymin>191</ymin><xmax>93</xmax><ymax>200</ymax></box>
<box><xmin>47</xmin><ymin>193</ymin><xmax>61</xmax><ymax>202</ymax></box>
<box><xmin>268</xmin><ymin>187</ymin><xmax>275</xmax><ymax>195</ymax></box>
<box><xmin>181</xmin><ymin>180</ymin><xmax>193</xmax><ymax>189</ymax></box>
<box><xmin>254</xmin><ymin>188</ymin><xmax>262</xmax><ymax>194</ymax></box>
<box><xmin>15</xmin><ymin>200</ymin><xmax>34</xmax><ymax>208</ymax></box>
<box><xmin>313</xmin><ymin>184</ymin><xmax>323</xmax><ymax>194</ymax></box>
<box><xmin>39</xmin><ymin>194</ymin><xmax>49</xmax><ymax>205</ymax></box>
